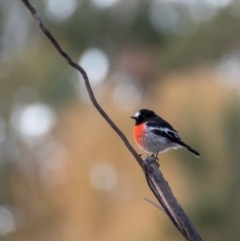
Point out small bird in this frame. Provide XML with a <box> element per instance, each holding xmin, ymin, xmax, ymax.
<box><xmin>131</xmin><ymin>109</ymin><xmax>200</xmax><ymax>158</ymax></box>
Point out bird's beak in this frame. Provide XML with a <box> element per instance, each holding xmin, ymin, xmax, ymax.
<box><xmin>131</xmin><ymin>116</ymin><xmax>136</xmax><ymax>120</ymax></box>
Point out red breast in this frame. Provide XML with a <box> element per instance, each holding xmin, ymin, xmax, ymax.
<box><xmin>133</xmin><ymin>123</ymin><xmax>146</xmax><ymax>148</ymax></box>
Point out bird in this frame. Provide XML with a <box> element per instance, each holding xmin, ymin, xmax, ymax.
<box><xmin>131</xmin><ymin>109</ymin><xmax>200</xmax><ymax>158</ymax></box>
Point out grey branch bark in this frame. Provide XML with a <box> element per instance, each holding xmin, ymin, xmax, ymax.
<box><xmin>144</xmin><ymin>158</ymin><xmax>202</xmax><ymax>241</ymax></box>
<box><xmin>20</xmin><ymin>1</ymin><xmax>203</xmax><ymax>240</ymax></box>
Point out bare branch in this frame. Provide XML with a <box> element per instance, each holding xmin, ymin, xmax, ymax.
<box><xmin>20</xmin><ymin>1</ymin><xmax>203</xmax><ymax>240</ymax></box>
<box><xmin>20</xmin><ymin>0</ymin><xmax>143</xmax><ymax>168</ymax></box>
<box><xmin>144</xmin><ymin>157</ymin><xmax>202</xmax><ymax>241</ymax></box>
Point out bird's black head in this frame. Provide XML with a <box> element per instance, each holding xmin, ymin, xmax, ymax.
<box><xmin>131</xmin><ymin>109</ymin><xmax>156</xmax><ymax>125</ymax></box>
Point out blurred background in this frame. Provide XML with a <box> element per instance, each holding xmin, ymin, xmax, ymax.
<box><xmin>1</xmin><ymin>0</ymin><xmax>240</xmax><ymax>240</ymax></box>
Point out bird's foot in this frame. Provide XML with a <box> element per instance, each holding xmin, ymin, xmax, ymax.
<box><xmin>152</xmin><ymin>152</ymin><xmax>160</xmax><ymax>163</ymax></box>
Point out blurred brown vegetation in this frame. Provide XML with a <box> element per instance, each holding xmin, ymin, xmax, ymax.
<box><xmin>1</xmin><ymin>0</ymin><xmax>240</xmax><ymax>241</ymax></box>
<box><xmin>6</xmin><ymin>68</ymin><xmax>240</xmax><ymax>241</ymax></box>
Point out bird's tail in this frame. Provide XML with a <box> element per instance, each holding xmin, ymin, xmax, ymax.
<box><xmin>181</xmin><ymin>143</ymin><xmax>200</xmax><ymax>157</ymax></box>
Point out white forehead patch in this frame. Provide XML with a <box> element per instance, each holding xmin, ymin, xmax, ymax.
<box><xmin>134</xmin><ymin>111</ymin><xmax>140</xmax><ymax>118</ymax></box>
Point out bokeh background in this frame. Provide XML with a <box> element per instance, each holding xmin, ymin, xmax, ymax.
<box><xmin>1</xmin><ymin>0</ymin><xmax>240</xmax><ymax>240</ymax></box>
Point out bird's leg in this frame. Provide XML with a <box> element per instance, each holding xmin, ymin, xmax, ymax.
<box><xmin>149</xmin><ymin>152</ymin><xmax>159</xmax><ymax>162</ymax></box>
<box><xmin>154</xmin><ymin>151</ymin><xmax>160</xmax><ymax>162</ymax></box>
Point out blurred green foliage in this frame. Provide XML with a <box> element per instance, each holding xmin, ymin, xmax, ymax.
<box><xmin>0</xmin><ymin>1</ymin><xmax>240</xmax><ymax>241</ymax></box>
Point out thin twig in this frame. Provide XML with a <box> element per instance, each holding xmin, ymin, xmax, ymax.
<box><xmin>144</xmin><ymin>198</ymin><xmax>166</xmax><ymax>213</ymax></box>
<box><xmin>20</xmin><ymin>0</ymin><xmax>143</xmax><ymax>169</ymax></box>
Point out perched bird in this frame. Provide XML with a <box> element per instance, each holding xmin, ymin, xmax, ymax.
<box><xmin>131</xmin><ymin>109</ymin><xmax>200</xmax><ymax>157</ymax></box>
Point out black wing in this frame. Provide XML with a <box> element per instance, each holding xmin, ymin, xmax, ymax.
<box><xmin>147</xmin><ymin>120</ymin><xmax>201</xmax><ymax>157</ymax></box>
<box><xmin>146</xmin><ymin>119</ymin><xmax>181</xmax><ymax>142</ymax></box>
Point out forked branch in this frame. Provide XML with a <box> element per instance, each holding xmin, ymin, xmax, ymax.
<box><xmin>144</xmin><ymin>157</ymin><xmax>202</xmax><ymax>241</ymax></box>
<box><xmin>20</xmin><ymin>1</ymin><xmax>202</xmax><ymax>240</ymax></box>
